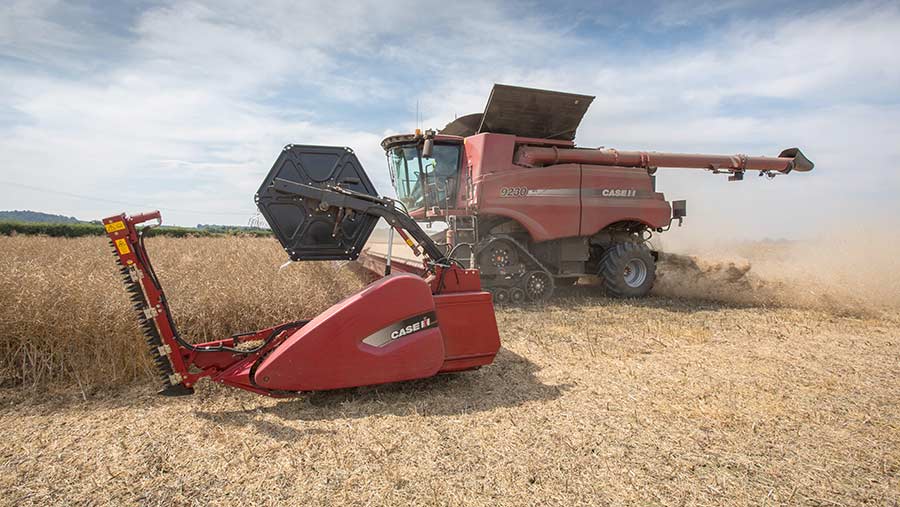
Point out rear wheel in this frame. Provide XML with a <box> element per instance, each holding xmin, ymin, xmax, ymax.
<box><xmin>598</xmin><ymin>242</ymin><xmax>656</xmax><ymax>298</ymax></box>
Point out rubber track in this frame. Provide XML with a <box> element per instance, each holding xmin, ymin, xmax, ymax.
<box><xmin>110</xmin><ymin>240</ymin><xmax>176</xmax><ymax>390</ymax></box>
<box><xmin>475</xmin><ymin>234</ymin><xmax>555</xmax><ymax>303</ymax></box>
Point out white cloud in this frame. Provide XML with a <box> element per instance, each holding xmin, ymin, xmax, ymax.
<box><xmin>0</xmin><ymin>0</ymin><xmax>110</xmax><ymax>69</ymax></box>
<box><xmin>415</xmin><ymin>1</ymin><xmax>900</xmax><ymax>241</ymax></box>
<box><xmin>0</xmin><ymin>0</ymin><xmax>577</xmax><ymax>225</ymax></box>
<box><xmin>1</xmin><ymin>0</ymin><xmax>898</xmax><ymax>241</ymax></box>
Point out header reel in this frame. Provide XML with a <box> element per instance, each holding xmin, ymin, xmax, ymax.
<box><xmin>256</xmin><ymin>145</ymin><xmax>380</xmax><ymax>261</ymax></box>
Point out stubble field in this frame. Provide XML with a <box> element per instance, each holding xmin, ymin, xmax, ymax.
<box><xmin>0</xmin><ymin>234</ymin><xmax>898</xmax><ymax>506</ymax></box>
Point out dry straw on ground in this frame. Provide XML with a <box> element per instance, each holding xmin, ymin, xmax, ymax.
<box><xmin>1</xmin><ymin>234</ymin><xmax>899</xmax><ymax>506</ymax></box>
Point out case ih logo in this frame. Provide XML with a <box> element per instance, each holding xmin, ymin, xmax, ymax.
<box><xmin>391</xmin><ymin>314</ymin><xmax>432</xmax><ymax>339</ymax></box>
<box><xmin>600</xmin><ymin>189</ymin><xmax>637</xmax><ymax>198</ymax></box>
<box><xmin>362</xmin><ymin>311</ymin><xmax>439</xmax><ymax>348</ymax></box>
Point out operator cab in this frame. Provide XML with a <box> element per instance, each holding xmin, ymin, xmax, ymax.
<box><xmin>382</xmin><ymin>132</ymin><xmax>464</xmax><ymax>216</ymax></box>
<box><xmin>381</xmin><ymin>85</ymin><xmax>594</xmax><ymax>219</ymax></box>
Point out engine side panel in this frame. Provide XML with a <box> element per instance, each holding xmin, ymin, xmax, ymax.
<box><xmin>580</xmin><ymin>165</ymin><xmax>672</xmax><ymax>234</ymax></box>
<box><xmin>464</xmin><ymin>133</ymin><xmax>671</xmax><ymax>242</ymax></box>
<box><xmin>475</xmin><ymin>164</ymin><xmax>582</xmax><ymax>242</ymax></box>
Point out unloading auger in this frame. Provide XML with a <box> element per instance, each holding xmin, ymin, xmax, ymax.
<box><xmin>105</xmin><ymin>145</ymin><xmax>500</xmax><ymax>396</ymax></box>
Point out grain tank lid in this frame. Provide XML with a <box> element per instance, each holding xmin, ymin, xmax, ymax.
<box><xmin>477</xmin><ymin>84</ymin><xmax>595</xmax><ymax>141</ymax></box>
<box><xmin>440</xmin><ymin>113</ymin><xmax>483</xmax><ymax>137</ymax></box>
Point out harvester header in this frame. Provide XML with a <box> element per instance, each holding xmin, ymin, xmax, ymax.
<box><xmin>105</xmin><ymin>145</ymin><xmax>500</xmax><ymax>397</ymax></box>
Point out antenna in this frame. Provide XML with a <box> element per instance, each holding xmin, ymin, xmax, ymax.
<box><xmin>416</xmin><ymin>99</ymin><xmax>420</xmax><ymax>131</ymax></box>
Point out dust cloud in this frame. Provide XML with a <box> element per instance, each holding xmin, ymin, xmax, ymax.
<box><xmin>651</xmin><ymin>222</ymin><xmax>900</xmax><ymax>315</ymax></box>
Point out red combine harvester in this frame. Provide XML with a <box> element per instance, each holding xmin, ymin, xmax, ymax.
<box><xmin>104</xmin><ymin>145</ymin><xmax>499</xmax><ymax>396</ymax></box>
<box><xmin>359</xmin><ymin>84</ymin><xmax>814</xmax><ymax>302</ymax></box>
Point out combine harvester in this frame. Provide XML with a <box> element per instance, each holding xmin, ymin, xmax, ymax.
<box><xmin>358</xmin><ymin>84</ymin><xmax>814</xmax><ymax>303</ymax></box>
<box><xmin>104</xmin><ymin>145</ymin><xmax>499</xmax><ymax>396</ymax></box>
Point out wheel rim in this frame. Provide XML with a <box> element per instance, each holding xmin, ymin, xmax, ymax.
<box><xmin>489</xmin><ymin>246</ymin><xmax>512</xmax><ymax>268</ymax></box>
<box><xmin>525</xmin><ymin>272</ymin><xmax>552</xmax><ymax>302</ymax></box>
<box><xmin>482</xmin><ymin>239</ymin><xmax>520</xmax><ymax>273</ymax></box>
<box><xmin>494</xmin><ymin>288</ymin><xmax>510</xmax><ymax>303</ymax></box>
<box><xmin>623</xmin><ymin>258</ymin><xmax>648</xmax><ymax>288</ymax></box>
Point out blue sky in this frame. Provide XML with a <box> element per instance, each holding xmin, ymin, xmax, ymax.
<box><xmin>1</xmin><ymin>0</ymin><xmax>898</xmax><ymax>241</ymax></box>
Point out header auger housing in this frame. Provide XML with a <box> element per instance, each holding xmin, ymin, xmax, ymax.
<box><xmin>105</xmin><ymin>145</ymin><xmax>499</xmax><ymax>396</ymax></box>
<box><xmin>362</xmin><ymin>84</ymin><xmax>814</xmax><ymax>303</ymax></box>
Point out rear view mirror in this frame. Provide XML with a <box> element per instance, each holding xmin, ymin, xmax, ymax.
<box><xmin>671</xmin><ymin>200</ymin><xmax>686</xmax><ymax>227</ymax></box>
<box><xmin>422</xmin><ymin>129</ymin><xmax>436</xmax><ymax>158</ymax></box>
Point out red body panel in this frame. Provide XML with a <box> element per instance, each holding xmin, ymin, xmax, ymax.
<box><xmin>579</xmin><ymin>165</ymin><xmax>671</xmax><ymax>233</ymax></box>
<box><xmin>477</xmin><ymin>164</ymin><xmax>581</xmax><ymax>241</ymax></box>
<box><xmin>255</xmin><ymin>274</ymin><xmax>444</xmax><ymax>391</ymax></box>
<box><xmin>434</xmin><ymin>291</ymin><xmax>499</xmax><ymax>372</ymax></box>
<box><xmin>429</xmin><ymin>267</ymin><xmax>500</xmax><ymax>371</ymax></box>
<box><xmin>253</xmin><ymin>269</ymin><xmax>500</xmax><ymax>392</ymax></box>
<box><xmin>461</xmin><ymin>133</ymin><xmax>672</xmax><ymax>241</ymax></box>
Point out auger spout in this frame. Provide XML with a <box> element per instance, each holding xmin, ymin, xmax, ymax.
<box><xmin>515</xmin><ymin>146</ymin><xmax>814</xmax><ymax>175</ymax></box>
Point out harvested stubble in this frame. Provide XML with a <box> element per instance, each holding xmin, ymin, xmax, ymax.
<box><xmin>1</xmin><ymin>235</ymin><xmax>899</xmax><ymax>506</ymax></box>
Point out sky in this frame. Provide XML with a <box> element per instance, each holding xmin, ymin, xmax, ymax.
<box><xmin>1</xmin><ymin>0</ymin><xmax>898</xmax><ymax>241</ymax></box>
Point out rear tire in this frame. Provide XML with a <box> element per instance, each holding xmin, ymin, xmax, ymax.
<box><xmin>598</xmin><ymin>242</ymin><xmax>656</xmax><ymax>298</ymax></box>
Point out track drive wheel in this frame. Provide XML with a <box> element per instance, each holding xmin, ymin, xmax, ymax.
<box><xmin>524</xmin><ymin>271</ymin><xmax>554</xmax><ymax>303</ymax></box>
<box><xmin>598</xmin><ymin>242</ymin><xmax>656</xmax><ymax>298</ymax></box>
<box><xmin>481</xmin><ymin>238</ymin><xmax>520</xmax><ymax>274</ymax></box>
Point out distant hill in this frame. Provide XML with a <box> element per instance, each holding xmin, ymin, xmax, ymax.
<box><xmin>0</xmin><ymin>210</ymin><xmax>83</xmax><ymax>223</ymax></box>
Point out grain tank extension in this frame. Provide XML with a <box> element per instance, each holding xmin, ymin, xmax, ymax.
<box><xmin>366</xmin><ymin>84</ymin><xmax>813</xmax><ymax>303</ymax></box>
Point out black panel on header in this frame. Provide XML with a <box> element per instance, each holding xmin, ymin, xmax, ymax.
<box><xmin>255</xmin><ymin>145</ymin><xmax>379</xmax><ymax>261</ymax></box>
